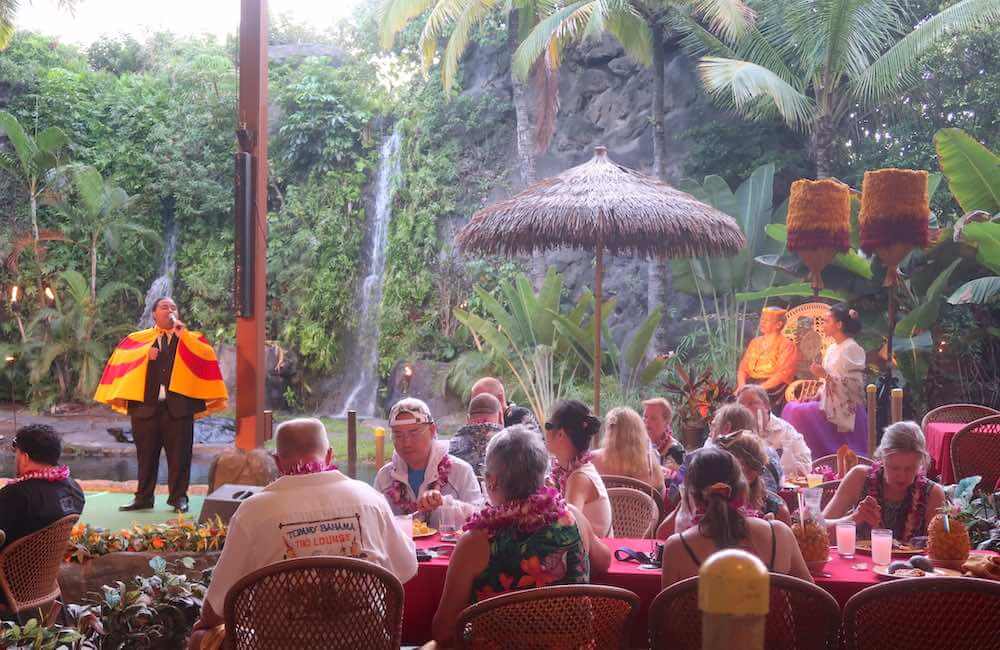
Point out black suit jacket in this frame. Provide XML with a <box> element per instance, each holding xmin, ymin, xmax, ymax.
<box><xmin>127</xmin><ymin>332</ymin><xmax>206</xmax><ymax>420</ymax></box>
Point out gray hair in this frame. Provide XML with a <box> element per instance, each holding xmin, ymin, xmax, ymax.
<box><xmin>484</xmin><ymin>425</ymin><xmax>549</xmax><ymax>500</ymax></box>
<box><xmin>876</xmin><ymin>421</ymin><xmax>930</xmax><ymax>467</ymax></box>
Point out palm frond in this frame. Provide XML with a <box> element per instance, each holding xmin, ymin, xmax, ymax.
<box><xmin>692</xmin><ymin>0</ymin><xmax>755</xmax><ymax>43</ymax></box>
<box><xmin>699</xmin><ymin>56</ymin><xmax>816</xmax><ymax>130</ymax></box>
<box><xmin>674</xmin><ymin>14</ymin><xmax>739</xmax><ymax>58</ymax></box>
<box><xmin>603</xmin><ymin>2</ymin><xmax>652</xmax><ymax>66</ymax></box>
<box><xmin>377</xmin><ymin>0</ymin><xmax>436</xmax><ymax>49</ymax></box>
<box><xmin>440</xmin><ymin>0</ymin><xmax>502</xmax><ymax>91</ymax></box>
<box><xmin>0</xmin><ymin>0</ymin><xmax>17</xmax><ymax>51</ymax></box>
<box><xmin>531</xmin><ymin>49</ymin><xmax>560</xmax><ymax>153</ymax></box>
<box><xmin>418</xmin><ymin>0</ymin><xmax>475</xmax><ymax>71</ymax></box>
<box><xmin>854</xmin><ymin>0</ymin><xmax>1000</xmax><ymax>106</ymax></box>
<box><xmin>0</xmin><ymin>110</ymin><xmax>35</xmax><ymax>173</ymax></box>
<box><xmin>512</xmin><ymin>0</ymin><xmax>596</xmax><ymax>80</ymax></box>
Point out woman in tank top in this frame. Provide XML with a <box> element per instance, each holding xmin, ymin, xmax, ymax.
<box><xmin>545</xmin><ymin>400</ymin><xmax>614</xmax><ymax>537</ymax></box>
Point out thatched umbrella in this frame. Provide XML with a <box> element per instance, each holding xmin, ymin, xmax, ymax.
<box><xmin>456</xmin><ymin>146</ymin><xmax>746</xmax><ymax>414</ymax></box>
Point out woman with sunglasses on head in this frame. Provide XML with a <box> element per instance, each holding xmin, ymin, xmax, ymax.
<box><xmin>544</xmin><ymin>400</ymin><xmax>613</xmax><ymax>537</ymax></box>
<box><xmin>781</xmin><ymin>303</ymin><xmax>868</xmax><ymax>457</ymax></box>
<box><xmin>661</xmin><ymin>446</ymin><xmax>812</xmax><ymax>589</ymax></box>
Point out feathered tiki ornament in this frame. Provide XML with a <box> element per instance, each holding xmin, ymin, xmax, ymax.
<box><xmin>859</xmin><ymin>168</ymin><xmax>931</xmax><ymax>286</ymax></box>
<box><xmin>787</xmin><ymin>178</ymin><xmax>851</xmax><ymax>292</ymax></box>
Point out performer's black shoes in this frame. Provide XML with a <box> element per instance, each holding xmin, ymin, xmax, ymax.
<box><xmin>169</xmin><ymin>497</ymin><xmax>189</xmax><ymax>514</ymax></box>
<box><xmin>119</xmin><ymin>500</ymin><xmax>154</xmax><ymax>511</ymax></box>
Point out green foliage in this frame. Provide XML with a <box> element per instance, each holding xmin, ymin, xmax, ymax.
<box><xmin>0</xmin><ymin>618</ymin><xmax>85</xmax><ymax>650</ymax></box>
<box><xmin>935</xmin><ymin>128</ymin><xmax>1000</xmax><ymax>215</ymax></box>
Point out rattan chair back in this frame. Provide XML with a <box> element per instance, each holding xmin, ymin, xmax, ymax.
<box><xmin>811</xmin><ymin>455</ymin><xmax>875</xmax><ymax>476</ymax></box>
<box><xmin>951</xmin><ymin>414</ymin><xmax>1000</xmax><ymax>491</ymax></box>
<box><xmin>0</xmin><ymin>514</ymin><xmax>78</xmax><ymax>621</ymax></box>
<box><xmin>606</xmin><ymin>487</ymin><xmax>658</xmax><ymax>538</ymax></box>
<box><xmin>600</xmin><ymin>475</ymin><xmax>666</xmax><ymax>525</ymax></box>
<box><xmin>455</xmin><ymin>584</ymin><xmax>639</xmax><ymax>649</ymax></box>
<box><xmin>842</xmin><ymin>576</ymin><xmax>1000</xmax><ymax>650</ymax></box>
<box><xmin>222</xmin><ymin>556</ymin><xmax>404</xmax><ymax>650</ymax></box>
<box><xmin>785</xmin><ymin>379</ymin><xmax>824</xmax><ymax>404</ymax></box>
<box><xmin>920</xmin><ymin>403</ymin><xmax>998</xmax><ymax>432</ymax></box>
<box><xmin>648</xmin><ymin>573</ymin><xmax>840</xmax><ymax>650</ymax></box>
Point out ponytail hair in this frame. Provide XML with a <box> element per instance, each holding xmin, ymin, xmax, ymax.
<box><xmin>549</xmin><ymin>400</ymin><xmax>601</xmax><ymax>455</ymax></box>
<box><xmin>829</xmin><ymin>302</ymin><xmax>862</xmax><ymax>336</ymax></box>
<box><xmin>685</xmin><ymin>447</ymin><xmax>748</xmax><ymax>549</ymax></box>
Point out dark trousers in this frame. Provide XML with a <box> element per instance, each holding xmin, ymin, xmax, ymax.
<box><xmin>131</xmin><ymin>404</ymin><xmax>194</xmax><ymax>505</ymax></box>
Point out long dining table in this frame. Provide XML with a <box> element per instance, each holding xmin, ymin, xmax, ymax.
<box><xmin>402</xmin><ymin>535</ymin><xmax>996</xmax><ymax>647</ymax></box>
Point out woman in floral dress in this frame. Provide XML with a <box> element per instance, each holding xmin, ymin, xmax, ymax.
<box><xmin>431</xmin><ymin>425</ymin><xmax>611</xmax><ymax>646</ymax></box>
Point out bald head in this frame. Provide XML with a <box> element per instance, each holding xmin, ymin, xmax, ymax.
<box><xmin>471</xmin><ymin>377</ymin><xmax>506</xmax><ymax>405</ymax></box>
<box><xmin>275</xmin><ymin>418</ymin><xmax>330</xmax><ymax>462</ymax></box>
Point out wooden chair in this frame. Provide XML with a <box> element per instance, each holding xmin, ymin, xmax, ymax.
<box><xmin>0</xmin><ymin>514</ymin><xmax>79</xmax><ymax>625</ymax></box>
<box><xmin>950</xmin><ymin>414</ymin><xmax>1000</xmax><ymax>492</ymax></box>
<box><xmin>600</xmin><ymin>474</ymin><xmax>666</xmax><ymax>525</ymax></box>
<box><xmin>842</xmin><ymin>577</ymin><xmax>1000</xmax><ymax>650</ymax></box>
<box><xmin>455</xmin><ymin>584</ymin><xmax>639</xmax><ymax>650</ymax></box>
<box><xmin>920</xmin><ymin>403</ymin><xmax>999</xmax><ymax>432</ymax></box>
<box><xmin>648</xmin><ymin>573</ymin><xmax>840</xmax><ymax>650</ymax></box>
<box><xmin>606</xmin><ymin>487</ymin><xmax>658</xmax><ymax>538</ymax></box>
<box><xmin>223</xmin><ymin>557</ymin><xmax>404</xmax><ymax>650</ymax></box>
<box><xmin>811</xmin><ymin>454</ymin><xmax>876</xmax><ymax>475</ymax></box>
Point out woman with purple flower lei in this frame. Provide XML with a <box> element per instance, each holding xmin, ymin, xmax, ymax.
<box><xmin>431</xmin><ymin>425</ymin><xmax>611</xmax><ymax>646</ymax></box>
<box><xmin>824</xmin><ymin>421</ymin><xmax>946</xmax><ymax>542</ymax></box>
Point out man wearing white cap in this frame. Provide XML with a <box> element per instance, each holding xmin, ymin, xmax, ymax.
<box><xmin>374</xmin><ymin>398</ymin><xmax>483</xmax><ymax>527</ymax></box>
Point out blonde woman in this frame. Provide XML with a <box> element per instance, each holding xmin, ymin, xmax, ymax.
<box><xmin>592</xmin><ymin>407</ymin><xmax>664</xmax><ymax>490</ymax></box>
<box><xmin>716</xmin><ymin>431</ymin><xmax>791</xmax><ymax>525</ymax></box>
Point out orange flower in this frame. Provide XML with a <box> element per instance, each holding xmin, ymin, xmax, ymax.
<box><xmin>517</xmin><ymin>556</ymin><xmax>560</xmax><ymax>589</ymax></box>
<box><xmin>151</xmin><ymin>537</ymin><xmax>165</xmax><ymax>549</ymax></box>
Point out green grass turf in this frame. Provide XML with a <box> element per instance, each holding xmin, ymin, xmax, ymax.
<box><xmin>81</xmin><ymin>492</ymin><xmax>207</xmax><ymax>531</ymax></box>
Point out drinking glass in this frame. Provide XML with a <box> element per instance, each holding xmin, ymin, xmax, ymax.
<box><xmin>871</xmin><ymin>528</ymin><xmax>893</xmax><ymax>566</ymax></box>
<box><xmin>836</xmin><ymin>522</ymin><xmax>856</xmax><ymax>559</ymax></box>
<box><xmin>806</xmin><ymin>473</ymin><xmax>824</xmax><ymax>488</ymax></box>
<box><xmin>438</xmin><ymin>504</ymin><xmax>461</xmax><ymax>542</ymax></box>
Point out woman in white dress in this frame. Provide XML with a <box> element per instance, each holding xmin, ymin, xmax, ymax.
<box><xmin>781</xmin><ymin>303</ymin><xmax>868</xmax><ymax>457</ymax></box>
<box><xmin>544</xmin><ymin>400</ymin><xmax>613</xmax><ymax>537</ymax></box>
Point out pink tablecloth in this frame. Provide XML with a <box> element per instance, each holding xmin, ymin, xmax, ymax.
<box><xmin>925</xmin><ymin>421</ymin><xmax>964</xmax><ymax>484</ymax></box>
<box><xmin>401</xmin><ymin>536</ymin><xmax>994</xmax><ymax>645</ymax></box>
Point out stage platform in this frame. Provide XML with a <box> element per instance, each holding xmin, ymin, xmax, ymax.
<box><xmin>80</xmin><ymin>491</ymin><xmax>207</xmax><ymax>530</ymax></box>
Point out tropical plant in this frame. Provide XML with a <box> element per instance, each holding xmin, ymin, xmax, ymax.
<box><xmin>686</xmin><ymin>0</ymin><xmax>1000</xmax><ymax>177</ymax></box>
<box><xmin>0</xmin><ymin>110</ymin><xmax>70</xmax><ymax>252</ymax></box>
<box><xmin>0</xmin><ymin>0</ymin><xmax>77</xmax><ymax>50</ymax></box>
<box><xmin>24</xmin><ymin>269</ymin><xmax>139</xmax><ymax>403</ymax></box>
<box><xmin>453</xmin><ymin>267</ymin><xmax>593</xmax><ymax>424</ymax></box>
<box><xmin>53</xmin><ymin>165</ymin><xmax>158</xmax><ymax>301</ymax></box>
<box><xmin>663</xmin><ymin>364</ymin><xmax>733</xmax><ymax>446</ymax></box>
<box><xmin>76</xmin><ymin>556</ymin><xmax>208</xmax><ymax>650</ymax></box>
<box><xmin>0</xmin><ymin>618</ymin><xmax>87</xmax><ymax>650</ymax></box>
<box><xmin>378</xmin><ymin>0</ymin><xmax>545</xmax><ymax>188</ymax></box>
<box><xmin>67</xmin><ymin>516</ymin><xmax>227</xmax><ymax>563</ymax></box>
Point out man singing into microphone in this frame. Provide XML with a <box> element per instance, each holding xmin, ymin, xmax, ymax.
<box><xmin>95</xmin><ymin>297</ymin><xmax>228</xmax><ymax>513</ymax></box>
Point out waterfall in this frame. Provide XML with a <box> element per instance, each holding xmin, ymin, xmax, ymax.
<box><xmin>337</xmin><ymin>125</ymin><xmax>403</xmax><ymax>417</ymax></box>
<box><xmin>138</xmin><ymin>200</ymin><xmax>178</xmax><ymax>328</ymax></box>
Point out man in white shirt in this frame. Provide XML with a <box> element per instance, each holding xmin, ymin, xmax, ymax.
<box><xmin>374</xmin><ymin>398</ymin><xmax>483</xmax><ymax>527</ymax></box>
<box><xmin>188</xmin><ymin>418</ymin><xmax>417</xmax><ymax>649</ymax></box>
<box><xmin>737</xmin><ymin>384</ymin><xmax>813</xmax><ymax>477</ymax></box>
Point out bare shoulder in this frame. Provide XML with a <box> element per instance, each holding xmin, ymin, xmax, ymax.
<box><xmin>844</xmin><ymin>465</ymin><xmax>870</xmax><ymax>486</ymax></box>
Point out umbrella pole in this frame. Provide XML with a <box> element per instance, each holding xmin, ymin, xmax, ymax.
<box><xmin>594</xmin><ymin>247</ymin><xmax>603</xmax><ymax>417</ymax></box>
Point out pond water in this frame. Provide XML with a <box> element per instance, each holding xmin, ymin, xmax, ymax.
<box><xmin>0</xmin><ymin>452</ymin><xmax>378</xmax><ymax>486</ymax></box>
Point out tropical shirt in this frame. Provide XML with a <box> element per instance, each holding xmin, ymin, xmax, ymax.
<box><xmin>471</xmin><ymin>519</ymin><xmax>589</xmax><ymax>603</ymax></box>
<box><xmin>448</xmin><ymin>422</ymin><xmax>503</xmax><ymax>476</ymax></box>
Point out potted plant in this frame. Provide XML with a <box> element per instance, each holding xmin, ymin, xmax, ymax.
<box><xmin>664</xmin><ymin>366</ymin><xmax>734</xmax><ymax>448</ymax></box>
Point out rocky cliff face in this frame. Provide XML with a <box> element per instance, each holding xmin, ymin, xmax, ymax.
<box><xmin>455</xmin><ymin>35</ymin><xmax>712</xmax><ymax>351</ymax></box>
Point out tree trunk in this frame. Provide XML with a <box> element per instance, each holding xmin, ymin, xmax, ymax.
<box><xmin>811</xmin><ymin>117</ymin><xmax>836</xmax><ymax>179</ymax></box>
<box><xmin>508</xmin><ymin>9</ymin><xmax>546</xmax><ymax>287</ymax></box>
<box><xmin>90</xmin><ymin>232</ymin><xmax>98</xmax><ymax>302</ymax></box>
<box><xmin>648</xmin><ymin>18</ymin><xmax>673</xmax><ymax>354</ymax></box>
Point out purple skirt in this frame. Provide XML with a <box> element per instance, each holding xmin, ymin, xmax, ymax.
<box><xmin>781</xmin><ymin>400</ymin><xmax>868</xmax><ymax>458</ymax></box>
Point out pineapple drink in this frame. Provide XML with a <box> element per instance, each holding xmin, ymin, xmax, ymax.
<box><xmin>792</xmin><ymin>487</ymin><xmax>830</xmax><ymax>563</ymax></box>
<box><xmin>928</xmin><ymin>505</ymin><xmax>971</xmax><ymax>562</ymax></box>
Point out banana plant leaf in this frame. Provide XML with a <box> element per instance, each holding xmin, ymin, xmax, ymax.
<box><xmin>736</xmin><ymin>283</ymin><xmax>846</xmax><ymax>302</ymax></box>
<box><xmin>948</xmin><ymin>276</ymin><xmax>1000</xmax><ymax>305</ymax></box>
<box><xmin>934</xmin><ymin>128</ymin><xmax>1000</xmax><ymax>214</ymax></box>
<box><xmin>895</xmin><ymin>258</ymin><xmax>961</xmax><ymax>337</ymax></box>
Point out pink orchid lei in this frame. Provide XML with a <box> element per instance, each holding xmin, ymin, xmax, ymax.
<box><xmin>551</xmin><ymin>451</ymin><xmax>593</xmax><ymax>495</ymax></box>
<box><xmin>281</xmin><ymin>460</ymin><xmax>338</xmax><ymax>476</ymax></box>
<box><xmin>11</xmin><ymin>465</ymin><xmax>70</xmax><ymax>484</ymax></box>
<box><xmin>386</xmin><ymin>454</ymin><xmax>452</xmax><ymax>514</ymax></box>
<box><xmin>866</xmin><ymin>462</ymin><xmax>929</xmax><ymax>542</ymax></box>
<box><xmin>464</xmin><ymin>487</ymin><xmax>568</xmax><ymax>536</ymax></box>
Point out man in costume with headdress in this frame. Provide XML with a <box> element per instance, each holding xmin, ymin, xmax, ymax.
<box><xmin>95</xmin><ymin>297</ymin><xmax>227</xmax><ymax>513</ymax></box>
<box><xmin>737</xmin><ymin>306</ymin><xmax>800</xmax><ymax>406</ymax></box>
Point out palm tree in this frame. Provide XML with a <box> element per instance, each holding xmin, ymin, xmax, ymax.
<box><xmin>687</xmin><ymin>0</ymin><xmax>1000</xmax><ymax>178</ymax></box>
<box><xmin>0</xmin><ymin>1</ymin><xmax>77</xmax><ymax>50</ymax></box>
<box><xmin>54</xmin><ymin>165</ymin><xmax>159</xmax><ymax>301</ymax></box>
<box><xmin>378</xmin><ymin>0</ymin><xmax>548</xmax><ymax>187</ymax></box>
<box><xmin>0</xmin><ymin>110</ymin><xmax>70</xmax><ymax>252</ymax></box>
<box><xmin>513</xmin><ymin>0</ymin><xmax>753</xmax><ymax>180</ymax></box>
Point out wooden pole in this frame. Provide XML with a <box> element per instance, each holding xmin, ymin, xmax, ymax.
<box><xmin>374</xmin><ymin>426</ymin><xmax>385</xmax><ymax>470</ymax></box>
<box><xmin>348</xmin><ymin>410</ymin><xmax>358</xmax><ymax>479</ymax></box>
<box><xmin>866</xmin><ymin>384</ymin><xmax>877</xmax><ymax>454</ymax></box>
<box><xmin>594</xmin><ymin>246</ymin><xmax>603</xmax><ymax>417</ymax></box>
<box><xmin>699</xmin><ymin>550</ymin><xmax>768</xmax><ymax>650</ymax></box>
<box><xmin>891</xmin><ymin>388</ymin><xmax>903</xmax><ymax>424</ymax></box>
<box><xmin>235</xmin><ymin>0</ymin><xmax>268</xmax><ymax>450</ymax></box>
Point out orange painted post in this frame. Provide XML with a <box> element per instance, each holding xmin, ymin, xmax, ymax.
<box><xmin>348</xmin><ymin>410</ymin><xmax>357</xmax><ymax>479</ymax></box>
<box><xmin>374</xmin><ymin>426</ymin><xmax>386</xmax><ymax>470</ymax></box>
<box><xmin>867</xmin><ymin>384</ymin><xmax>877</xmax><ymax>454</ymax></box>
<box><xmin>235</xmin><ymin>0</ymin><xmax>269</xmax><ymax>450</ymax></box>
